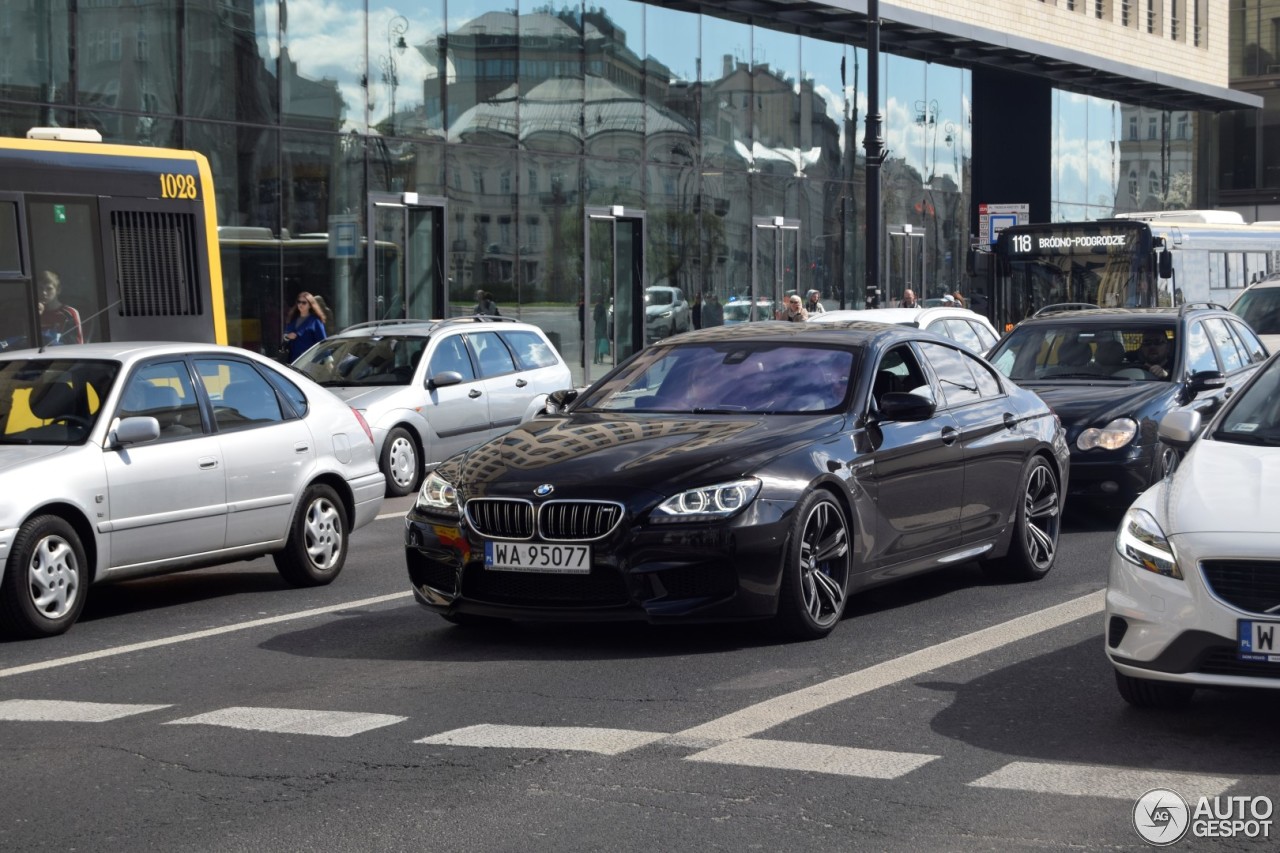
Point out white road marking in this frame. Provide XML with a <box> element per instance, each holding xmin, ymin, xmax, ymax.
<box><xmin>167</xmin><ymin>706</ymin><xmax>407</xmax><ymax>737</ymax></box>
<box><xmin>0</xmin><ymin>699</ymin><xmax>172</xmax><ymax>722</ymax></box>
<box><xmin>376</xmin><ymin>509</ymin><xmax>408</xmax><ymax>521</ymax></box>
<box><xmin>417</xmin><ymin>723</ymin><xmax>668</xmax><ymax>755</ymax></box>
<box><xmin>687</xmin><ymin>738</ymin><xmax>939</xmax><ymax>778</ymax></box>
<box><xmin>675</xmin><ymin>590</ymin><xmax>1105</xmax><ymax>743</ymax></box>
<box><xmin>970</xmin><ymin>761</ymin><xmax>1237</xmax><ymax>800</ymax></box>
<box><xmin>0</xmin><ymin>592</ymin><xmax>411</xmax><ymax>680</ymax></box>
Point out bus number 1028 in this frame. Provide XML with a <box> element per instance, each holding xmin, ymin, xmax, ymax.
<box><xmin>159</xmin><ymin>173</ymin><xmax>198</xmax><ymax>200</ymax></box>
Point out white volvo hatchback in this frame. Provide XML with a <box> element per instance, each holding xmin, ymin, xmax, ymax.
<box><xmin>1106</xmin><ymin>351</ymin><xmax>1280</xmax><ymax>707</ymax></box>
<box><xmin>0</xmin><ymin>342</ymin><xmax>385</xmax><ymax>638</ymax></box>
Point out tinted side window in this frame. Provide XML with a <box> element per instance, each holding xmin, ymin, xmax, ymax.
<box><xmin>196</xmin><ymin>359</ymin><xmax>284</xmax><ymax>430</ymax></box>
<box><xmin>1228</xmin><ymin>318</ymin><xmax>1268</xmax><ymax>363</ymax></box>
<box><xmin>263</xmin><ymin>368</ymin><xmax>308</xmax><ymax>418</ymax></box>
<box><xmin>117</xmin><ymin>360</ymin><xmax>201</xmax><ymax>439</ymax></box>
<box><xmin>427</xmin><ymin>335</ymin><xmax>477</xmax><ymax>382</ymax></box>
<box><xmin>468</xmin><ymin>331</ymin><xmax>517</xmax><ymax>378</ymax></box>
<box><xmin>1185</xmin><ymin>323</ymin><xmax>1218</xmax><ymax>374</ymax></box>
<box><xmin>961</xmin><ymin>350</ymin><xmax>1003</xmax><ymax>398</ymax></box>
<box><xmin>918</xmin><ymin>342</ymin><xmax>982</xmax><ymax>407</ymax></box>
<box><xmin>501</xmin><ymin>329</ymin><xmax>560</xmax><ymax>370</ymax></box>
<box><xmin>1205</xmin><ymin>317</ymin><xmax>1246</xmax><ymax>373</ymax></box>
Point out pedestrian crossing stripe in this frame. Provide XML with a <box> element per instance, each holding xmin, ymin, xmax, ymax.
<box><xmin>969</xmin><ymin>761</ymin><xmax>1237</xmax><ymax>800</ymax></box>
<box><xmin>0</xmin><ymin>699</ymin><xmax>172</xmax><ymax>722</ymax></box>
<box><xmin>166</xmin><ymin>706</ymin><xmax>407</xmax><ymax>737</ymax></box>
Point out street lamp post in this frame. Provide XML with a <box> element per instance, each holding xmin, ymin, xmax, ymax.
<box><xmin>380</xmin><ymin>16</ymin><xmax>409</xmax><ymax>134</ymax></box>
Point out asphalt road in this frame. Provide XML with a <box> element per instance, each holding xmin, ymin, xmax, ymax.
<box><xmin>1</xmin><ymin>497</ymin><xmax>1277</xmax><ymax>852</ymax></box>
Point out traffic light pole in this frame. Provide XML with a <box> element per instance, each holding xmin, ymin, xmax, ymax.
<box><xmin>864</xmin><ymin>0</ymin><xmax>885</xmax><ymax>308</ymax></box>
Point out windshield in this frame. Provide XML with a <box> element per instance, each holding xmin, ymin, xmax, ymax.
<box><xmin>1213</xmin><ymin>357</ymin><xmax>1280</xmax><ymax>446</ymax></box>
<box><xmin>0</xmin><ymin>357</ymin><xmax>120</xmax><ymax>444</ymax></box>
<box><xmin>293</xmin><ymin>334</ymin><xmax>427</xmax><ymax>386</ymax></box>
<box><xmin>1232</xmin><ymin>286</ymin><xmax>1280</xmax><ymax>335</ymax></box>
<box><xmin>988</xmin><ymin>323</ymin><xmax>1176</xmax><ymax>382</ymax></box>
<box><xmin>577</xmin><ymin>341</ymin><xmax>859</xmax><ymax>414</ymax></box>
<box><xmin>646</xmin><ymin>289</ymin><xmax>674</xmax><ymax>306</ymax></box>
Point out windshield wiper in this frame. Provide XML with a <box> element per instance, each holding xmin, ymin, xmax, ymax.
<box><xmin>692</xmin><ymin>406</ymin><xmax>747</xmax><ymax>414</ymax></box>
<box><xmin>1215</xmin><ymin>431</ymin><xmax>1280</xmax><ymax>446</ymax></box>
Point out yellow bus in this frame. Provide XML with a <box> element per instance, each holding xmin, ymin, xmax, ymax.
<box><xmin>0</xmin><ymin>128</ymin><xmax>225</xmax><ymax>350</ymax></box>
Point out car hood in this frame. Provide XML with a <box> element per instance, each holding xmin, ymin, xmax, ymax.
<box><xmin>0</xmin><ymin>444</ymin><xmax>70</xmax><ymax>473</ymax></box>
<box><xmin>1018</xmin><ymin>381</ymin><xmax>1170</xmax><ymax>429</ymax></box>
<box><xmin>320</xmin><ymin>385</ymin><xmax>406</xmax><ymax>408</ymax></box>
<box><xmin>1162</xmin><ymin>439</ymin><xmax>1280</xmax><ymax>534</ymax></box>
<box><xmin>446</xmin><ymin>412</ymin><xmax>847</xmax><ymax>497</ymax></box>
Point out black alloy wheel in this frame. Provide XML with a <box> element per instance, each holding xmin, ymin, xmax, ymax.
<box><xmin>776</xmin><ymin>491</ymin><xmax>851</xmax><ymax>640</ymax></box>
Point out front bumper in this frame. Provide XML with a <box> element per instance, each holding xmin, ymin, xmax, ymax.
<box><xmin>403</xmin><ymin>498</ymin><xmax>796</xmax><ymax>624</ymax></box>
<box><xmin>1105</xmin><ymin>531</ymin><xmax>1280</xmax><ymax>690</ymax></box>
<box><xmin>1065</xmin><ymin>445</ymin><xmax>1152</xmax><ymax>505</ymax></box>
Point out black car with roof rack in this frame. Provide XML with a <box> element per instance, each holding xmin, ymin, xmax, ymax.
<box><xmin>986</xmin><ymin>302</ymin><xmax>1270</xmax><ymax>509</ymax></box>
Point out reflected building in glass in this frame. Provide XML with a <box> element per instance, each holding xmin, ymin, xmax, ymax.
<box><xmin>0</xmin><ymin>1</ymin><xmax>1256</xmax><ymax>384</ymax></box>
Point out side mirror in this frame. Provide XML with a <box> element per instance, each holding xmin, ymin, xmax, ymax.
<box><xmin>543</xmin><ymin>388</ymin><xmax>579</xmax><ymax>415</ymax></box>
<box><xmin>1158</xmin><ymin>409</ymin><xmax>1201</xmax><ymax>450</ymax></box>
<box><xmin>1184</xmin><ymin>369</ymin><xmax>1226</xmax><ymax>400</ymax></box>
<box><xmin>1158</xmin><ymin>249</ymin><xmax>1173</xmax><ymax>279</ymax></box>
<box><xmin>427</xmin><ymin>370</ymin><xmax>463</xmax><ymax>390</ymax></box>
<box><xmin>112</xmin><ymin>416</ymin><xmax>161</xmax><ymax>447</ymax></box>
<box><xmin>877</xmin><ymin>391</ymin><xmax>936</xmax><ymax>422</ymax></box>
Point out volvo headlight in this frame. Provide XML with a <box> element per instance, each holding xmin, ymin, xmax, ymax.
<box><xmin>1116</xmin><ymin>507</ymin><xmax>1181</xmax><ymax>579</ymax></box>
<box><xmin>1077</xmin><ymin>418</ymin><xmax>1138</xmax><ymax>451</ymax></box>
<box><xmin>416</xmin><ymin>471</ymin><xmax>460</xmax><ymax>516</ymax></box>
<box><xmin>651</xmin><ymin>478</ymin><xmax>761</xmax><ymax>523</ymax></box>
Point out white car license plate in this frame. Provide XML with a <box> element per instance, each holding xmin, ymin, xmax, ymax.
<box><xmin>1238</xmin><ymin>620</ymin><xmax>1280</xmax><ymax>663</ymax></box>
<box><xmin>484</xmin><ymin>541</ymin><xmax>591</xmax><ymax>574</ymax></box>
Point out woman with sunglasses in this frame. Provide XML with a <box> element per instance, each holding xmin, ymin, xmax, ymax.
<box><xmin>282</xmin><ymin>292</ymin><xmax>328</xmax><ymax>361</ymax></box>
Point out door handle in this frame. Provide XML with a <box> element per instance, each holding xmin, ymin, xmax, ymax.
<box><xmin>198</xmin><ymin>456</ymin><xmax>219</xmax><ymax>470</ymax></box>
<box><xmin>940</xmin><ymin>426</ymin><xmax>959</xmax><ymax>446</ymax></box>
<box><xmin>294</xmin><ymin>442</ymin><xmax>310</xmax><ymax>454</ymax></box>
<box><xmin>469</xmin><ymin>389</ymin><xmax>482</xmax><ymax>398</ymax></box>
<box><xmin>516</xmin><ymin>378</ymin><xmax>528</xmax><ymax>388</ymax></box>
<box><xmin>1003</xmin><ymin>412</ymin><xmax>1017</xmax><ymax>430</ymax></box>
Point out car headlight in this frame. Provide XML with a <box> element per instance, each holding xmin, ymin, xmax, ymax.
<box><xmin>1077</xmin><ymin>417</ymin><xmax>1138</xmax><ymax>451</ymax></box>
<box><xmin>1115</xmin><ymin>507</ymin><xmax>1182</xmax><ymax>579</ymax></box>
<box><xmin>416</xmin><ymin>471</ymin><xmax>460</xmax><ymax>516</ymax></box>
<box><xmin>651</xmin><ymin>478</ymin><xmax>761</xmax><ymax>523</ymax></box>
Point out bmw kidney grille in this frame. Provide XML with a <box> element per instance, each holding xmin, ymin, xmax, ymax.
<box><xmin>466</xmin><ymin>498</ymin><xmax>623</xmax><ymax>541</ymax></box>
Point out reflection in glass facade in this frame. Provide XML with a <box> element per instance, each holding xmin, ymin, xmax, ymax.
<box><xmin>0</xmin><ymin>1</ymin><xmax>1205</xmax><ymax>379</ymax></box>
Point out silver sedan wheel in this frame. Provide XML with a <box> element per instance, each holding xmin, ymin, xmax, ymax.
<box><xmin>28</xmin><ymin>532</ymin><xmax>81</xmax><ymax>620</ymax></box>
<box><xmin>386</xmin><ymin>433</ymin><xmax>418</xmax><ymax>491</ymax></box>
<box><xmin>303</xmin><ymin>495</ymin><xmax>344</xmax><ymax>571</ymax></box>
<box><xmin>798</xmin><ymin>499</ymin><xmax>849</xmax><ymax>629</ymax></box>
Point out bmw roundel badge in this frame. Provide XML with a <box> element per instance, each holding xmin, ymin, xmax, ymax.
<box><xmin>534</xmin><ymin>484</ymin><xmax>554</xmax><ymax>497</ymax></box>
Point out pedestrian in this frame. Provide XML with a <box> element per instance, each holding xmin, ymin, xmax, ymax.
<box><xmin>692</xmin><ymin>293</ymin><xmax>703</xmax><ymax>329</ymax></box>
<box><xmin>473</xmin><ymin>289</ymin><xmax>500</xmax><ymax>316</ymax></box>
<box><xmin>805</xmin><ymin>289</ymin><xmax>825</xmax><ymax>315</ymax></box>
<box><xmin>704</xmin><ymin>293</ymin><xmax>724</xmax><ymax>327</ymax></box>
<box><xmin>593</xmin><ymin>299</ymin><xmax>609</xmax><ymax>363</ymax></box>
<box><xmin>777</xmin><ymin>294</ymin><xmax>809</xmax><ymax>322</ymax></box>
<box><xmin>283</xmin><ymin>291</ymin><xmax>327</xmax><ymax>361</ymax></box>
<box><xmin>952</xmin><ymin>290</ymin><xmax>966</xmax><ymax>308</ymax></box>
<box><xmin>900</xmin><ymin>288</ymin><xmax>918</xmax><ymax>308</ymax></box>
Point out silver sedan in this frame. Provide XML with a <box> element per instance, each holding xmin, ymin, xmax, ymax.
<box><xmin>0</xmin><ymin>342</ymin><xmax>385</xmax><ymax>638</ymax></box>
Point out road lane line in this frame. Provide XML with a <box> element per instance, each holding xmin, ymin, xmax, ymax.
<box><xmin>417</xmin><ymin>724</ymin><xmax>668</xmax><ymax>755</ymax></box>
<box><xmin>969</xmin><ymin>761</ymin><xmax>1237</xmax><ymax>800</ymax></box>
<box><xmin>674</xmin><ymin>590</ymin><xmax>1105</xmax><ymax>743</ymax></box>
<box><xmin>0</xmin><ymin>592</ymin><xmax>411</xmax><ymax>680</ymax></box>
<box><xmin>687</xmin><ymin>738</ymin><xmax>939</xmax><ymax>778</ymax></box>
<box><xmin>0</xmin><ymin>699</ymin><xmax>172</xmax><ymax>722</ymax></box>
<box><xmin>376</xmin><ymin>509</ymin><xmax>408</xmax><ymax>521</ymax></box>
<box><xmin>168</xmin><ymin>706</ymin><xmax>407</xmax><ymax>737</ymax></box>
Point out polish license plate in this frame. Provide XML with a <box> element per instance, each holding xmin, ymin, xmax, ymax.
<box><xmin>1238</xmin><ymin>620</ymin><xmax>1280</xmax><ymax>663</ymax></box>
<box><xmin>484</xmin><ymin>541</ymin><xmax>591</xmax><ymax>574</ymax></box>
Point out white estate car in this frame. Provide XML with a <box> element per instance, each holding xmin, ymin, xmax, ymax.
<box><xmin>293</xmin><ymin>316</ymin><xmax>571</xmax><ymax>496</ymax></box>
<box><xmin>1106</xmin><ymin>351</ymin><xmax>1280</xmax><ymax>707</ymax></box>
<box><xmin>809</xmin><ymin>306</ymin><xmax>1001</xmax><ymax>355</ymax></box>
<box><xmin>1229</xmin><ymin>273</ymin><xmax>1280</xmax><ymax>354</ymax></box>
<box><xmin>0</xmin><ymin>342</ymin><xmax>385</xmax><ymax>638</ymax></box>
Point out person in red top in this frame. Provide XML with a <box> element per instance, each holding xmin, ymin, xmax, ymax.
<box><xmin>38</xmin><ymin>270</ymin><xmax>83</xmax><ymax>345</ymax></box>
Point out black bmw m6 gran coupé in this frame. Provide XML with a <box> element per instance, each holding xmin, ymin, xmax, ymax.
<box><xmin>405</xmin><ymin>321</ymin><xmax>1069</xmax><ymax>640</ymax></box>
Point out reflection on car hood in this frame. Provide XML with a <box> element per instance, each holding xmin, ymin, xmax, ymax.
<box><xmin>0</xmin><ymin>444</ymin><xmax>68</xmax><ymax>472</ymax></box>
<box><xmin>449</xmin><ymin>412</ymin><xmax>846</xmax><ymax>496</ymax></box>
<box><xmin>321</xmin><ymin>385</ymin><xmax>405</xmax><ymax>407</ymax></box>
<box><xmin>1164</xmin><ymin>439</ymin><xmax>1280</xmax><ymax>535</ymax></box>
<box><xmin>1019</xmin><ymin>382</ymin><xmax>1170</xmax><ymax>430</ymax></box>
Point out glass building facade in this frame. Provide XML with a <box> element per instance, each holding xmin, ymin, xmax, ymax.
<box><xmin>0</xmin><ymin>2</ymin><xmax>1214</xmax><ymax>384</ymax></box>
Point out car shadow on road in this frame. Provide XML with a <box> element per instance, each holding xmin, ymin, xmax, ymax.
<box><xmin>922</xmin><ymin>636</ymin><xmax>1280</xmax><ymax>777</ymax></box>
<box><xmin>76</xmin><ymin>568</ymin><xmax>293</xmax><ymax>625</ymax></box>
